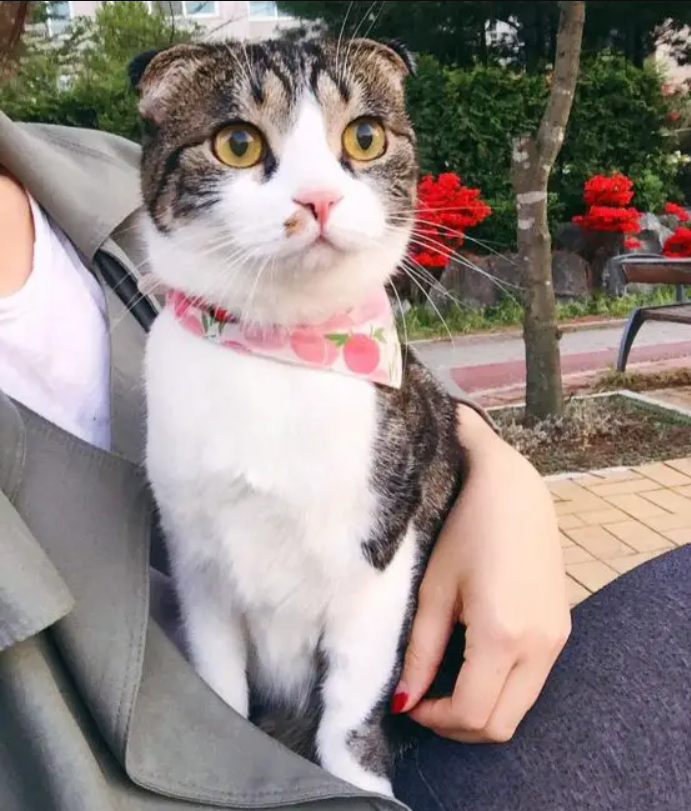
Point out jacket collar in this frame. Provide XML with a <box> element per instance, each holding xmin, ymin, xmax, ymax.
<box><xmin>8</xmin><ymin>401</ymin><xmax>404</xmax><ymax>810</ymax></box>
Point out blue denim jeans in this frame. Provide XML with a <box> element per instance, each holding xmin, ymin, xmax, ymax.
<box><xmin>394</xmin><ymin>545</ymin><xmax>691</xmax><ymax>811</ymax></box>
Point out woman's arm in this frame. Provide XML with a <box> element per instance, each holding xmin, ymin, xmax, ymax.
<box><xmin>0</xmin><ymin>170</ymin><xmax>33</xmax><ymax>296</ymax></box>
<box><xmin>395</xmin><ymin>403</ymin><xmax>571</xmax><ymax>742</ymax></box>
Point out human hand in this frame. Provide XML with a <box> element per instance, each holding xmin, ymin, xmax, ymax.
<box><xmin>392</xmin><ymin>405</ymin><xmax>571</xmax><ymax>742</ymax></box>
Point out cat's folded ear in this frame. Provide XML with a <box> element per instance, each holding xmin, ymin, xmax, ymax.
<box><xmin>349</xmin><ymin>38</ymin><xmax>416</xmax><ymax>78</ymax></box>
<box><xmin>128</xmin><ymin>49</ymin><xmax>162</xmax><ymax>91</ymax></box>
<box><xmin>128</xmin><ymin>44</ymin><xmax>209</xmax><ymax>124</ymax></box>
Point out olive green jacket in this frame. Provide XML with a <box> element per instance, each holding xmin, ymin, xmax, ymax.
<box><xmin>0</xmin><ymin>111</ymin><xmax>418</xmax><ymax>811</ymax></box>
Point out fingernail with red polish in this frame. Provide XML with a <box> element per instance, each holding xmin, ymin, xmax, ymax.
<box><xmin>390</xmin><ymin>689</ymin><xmax>409</xmax><ymax>714</ymax></box>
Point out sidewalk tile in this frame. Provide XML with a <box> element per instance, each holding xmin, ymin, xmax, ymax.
<box><xmin>560</xmin><ymin>532</ymin><xmax>575</xmax><ymax>548</ymax></box>
<box><xmin>555</xmin><ymin>495</ymin><xmax>610</xmax><ymax>516</ymax></box>
<box><xmin>604</xmin><ymin>521</ymin><xmax>674</xmax><ymax>553</ymax></box>
<box><xmin>589</xmin><ymin>469</ymin><xmax>643</xmax><ymax>482</ymax></box>
<box><xmin>641</xmin><ymin>489</ymin><xmax>691</xmax><ymax>515</ymax></box>
<box><xmin>558</xmin><ymin>514</ymin><xmax>585</xmax><ymax>531</ymax></box>
<box><xmin>642</xmin><ymin>513</ymin><xmax>691</xmax><ymax>532</ymax></box>
<box><xmin>562</xmin><ymin>546</ymin><xmax>595</xmax><ymax>565</ymax></box>
<box><xmin>575</xmin><ymin>508</ymin><xmax>631</xmax><ymax>526</ymax></box>
<box><xmin>566</xmin><ymin>576</ymin><xmax>591</xmax><ymax>606</ymax></box>
<box><xmin>633</xmin><ymin>462</ymin><xmax>691</xmax><ymax>487</ymax></box>
<box><xmin>567</xmin><ymin>560</ymin><xmax>619</xmax><ymax>592</ymax></box>
<box><xmin>564</xmin><ymin>526</ymin><xmax>634</xmax><ymax>559</ymax></box>
<box><xmin>607</xmin><ymin>551</ymin><xmax>664</xmax><ymax>574</ymax></box>
<box><xmin>586</xmin><ymin>479</ymin><xmax>659</xmax><ymax>498</ymax></box>
<box><xmin>661</xmin><ymin>527</ymin><xmax>691</xmax><ymax>546</ymax></box>
<box><xmin>664</xmin><ymin>458</ymin><xmax>691</xmax><ymax>477</ymax></box>
<box><xmin>605</xmin><ymin>494</ymin><xmax>670</xmax><ymax>520</ymax></box>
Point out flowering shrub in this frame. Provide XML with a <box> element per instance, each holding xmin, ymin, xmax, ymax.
<box><xmin>663</xmin><ymin>201</ymin><xmax>690</xmax><ymax>222</ymax></box>
<box><xmin>662</xmin><ymin>227</ymin><xmax>691</xmax><ymax>258</ymax></box>
<box><xmin>573</xmin><ymin>205</ymin><xmax>641</xmax><ymax>234</ymax></box>
<box><xmin>624</xmin><ymin>237</ymin><xmax>642</xmax><ymax>249</ymax></box>
<box><xmin>582</xmin><ymin>173</ymin><xmax>634</xmax><ymax>207</ymax></box>
<box><xmin>572</xmin><ymin>174</ymin><xmax>642</xmax><ymax>241</ymax></box>
<box><xmin>410</xmin><ymin>172</ymin><xmax>492</xmax><ymax>269</ymax></box>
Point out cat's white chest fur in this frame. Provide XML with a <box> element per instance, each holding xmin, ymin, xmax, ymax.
<box><xmin>146</xmin><ymin>310</ymin><xmax>398</xmax><ymax>695</ymax></box>
<box><xmin>146</xmin><ymin>309</ymin><xmax>379</xmax><ymax>550</ymax></box>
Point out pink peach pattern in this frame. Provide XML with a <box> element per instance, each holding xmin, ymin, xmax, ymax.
<box><xmin>241</xmin><ymin>323</ymin><xmax>290</xmax><ymax>350</ymax></box>
<box><xmin>165</xmin><ymin>288</ymin><xmax>402</xmax><ymax>388</ymax></box>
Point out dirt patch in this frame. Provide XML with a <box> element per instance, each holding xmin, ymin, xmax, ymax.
<box><xmin>493</xmin><ymin>395</ymin><xmax>691</xmax><ymax>476</ymax></box>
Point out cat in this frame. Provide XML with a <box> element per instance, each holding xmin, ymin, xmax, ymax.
<box><xmin>132</xmin><ymin>36</ymin><xmax>465</xmax><ymax>797</ymax></box>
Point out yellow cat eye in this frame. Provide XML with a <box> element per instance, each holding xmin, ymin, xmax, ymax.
<box><xmin>213</xmin><ymin>123</ymin><xmax>264</xmax><ymax>168</ymax></box>
<box><xmin>342</xmin><ymin>118</ymin><xmax>387</xmax><ymax>162</ymax></box>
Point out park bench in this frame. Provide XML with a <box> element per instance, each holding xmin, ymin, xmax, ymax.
<box><xmin>611</xmin><ymin>254</ymin><xmax>691</xmax><ymax>372</ymax></box>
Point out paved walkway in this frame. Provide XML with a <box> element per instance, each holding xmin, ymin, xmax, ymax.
<box><xmin>549</xmin><ymin>459</ymin><xmax>691</xmax><ymax>606</ymax></box>
<box><xmin>415</xmin><ymin>319</ymin><xmax>691</xmax><ymax>401</ymax></box>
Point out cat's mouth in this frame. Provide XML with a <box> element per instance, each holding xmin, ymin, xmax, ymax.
<box><xmin>303</xmin><ymin>235</ymin><xmax>342</xmax><ymax>260</ymax></box>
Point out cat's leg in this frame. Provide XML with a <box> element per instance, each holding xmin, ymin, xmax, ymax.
<box><xmin>176</xmin><ymin>571</ymin><xmax>250</xmax><ymax>719</ymax></box>
<box><xmin>317</xmin><ymin>530</ymin><xmax>417</xmax><ymax>797</ymax></box>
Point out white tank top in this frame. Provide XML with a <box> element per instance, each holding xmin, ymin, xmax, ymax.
<box><xmin>0</xmin><ymin>195</ymin><xmax>111</xmax><ymax>449</ymax></box>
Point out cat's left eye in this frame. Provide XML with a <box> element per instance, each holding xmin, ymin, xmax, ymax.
<box><xmin>213</xmin><ymin>123</ymin><xmax>264</xmax><ymax>168</ymax></box>
<box><xmin>342</xmin><ymin>118</ymin><xmax>387</xmax><ymax>162</ymax></box>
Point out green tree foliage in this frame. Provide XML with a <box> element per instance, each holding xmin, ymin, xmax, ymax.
<box><xmin>279</xmin><ymin>0</ymin><xmax>691</xmax><ymax>71</ymax></box>
<box><xmin>406</xmin><ymin>51</ymin><xmax>675</xmax><ymax>248</ymax></box>
<box><xmin>0</xmin><ymin>0</ymin><xmax>198</xmax><ymax>141</ymax></box>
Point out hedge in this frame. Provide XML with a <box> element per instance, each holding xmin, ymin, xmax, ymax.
<box><xmin>407</xmin><ymin>51</ymin><xmax>678</xmax><ymax>249</ymax></box>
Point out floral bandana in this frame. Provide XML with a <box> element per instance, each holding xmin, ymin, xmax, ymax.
<box><xmin>166</xmin><ymin>287</ymin><xmax>403</xmax><ymax>389</ymax></box>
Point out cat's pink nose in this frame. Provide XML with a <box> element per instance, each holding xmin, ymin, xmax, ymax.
<box><xmin>293</xmin><ymin>189</ymin><xmax>343</xmax><ymax>228</ymax></box>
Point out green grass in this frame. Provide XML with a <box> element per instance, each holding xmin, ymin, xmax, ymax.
<box><xmin>399</xmin><ymin>287</ymin><xmax>679</xmax><ymax>341</ymax></box>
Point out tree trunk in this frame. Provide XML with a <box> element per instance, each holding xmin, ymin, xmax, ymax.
<box><xmin>0</xmin><ymin>0</ymin><xmax>30</xmax><ymax>78</ymax></box>
<box><xmin>511</xmin><ymin>0</ymin><xmax>585</xmax><ymax>422</ymax></box>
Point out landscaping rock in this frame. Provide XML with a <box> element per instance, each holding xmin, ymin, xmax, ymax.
<box><xmin>487</xmin><ymin>253</ymin><xmax>524</xmax><ymax>295</ymax></box>
<box><xmin>428</xmin><ymin>250</ymin><xmax>587</xmax><ymax>311</ymax></box>
<box><xmin>603</xmin><ymin>256</ymin><xmax>627</xmax><ymax>297</ymax></box>
<box><xmin>554</xmin><ymin>222</ymin><xmax>603</xmax><ymax>258</ymax></box>
<box><xmin>635</xmin><ymin>212</ymin><xmax>673</xmax><ymax>255</ymax></box>
<box><xmin>551</xmin><ymin>251</ymin><xmax>589</xmax><ymax>299</ymax></box>
<box><xmin>554</xmin><ymin>222</ymin><xmax>585</xmax><ymax>252</ymax></box>
<box><xmin>429</xmin><ymin>254</ymin><xmax>500</xmax><ymax>311</ymax></box>
<box><xmin>389</xmin><ymin>294</ymin><xmax>411</xmax><ymax>317</ymax></box>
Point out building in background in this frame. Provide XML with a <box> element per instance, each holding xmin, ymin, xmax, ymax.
<box><xmin>655</xmin><ymin>26</ymin><xmax>691</xmax><ymax>90</ymax></box>
<box><xmin>46</xmin><ymin>1</ymin><xmax>296</xmax><ymax>40</ymax></box>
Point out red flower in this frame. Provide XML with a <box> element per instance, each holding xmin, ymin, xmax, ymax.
<box><xmin>624</xmin><ymin>237</ymin><xmax>642</xmax><ymax>249</ymax></box>
<box><xmin>582</xmin><ymin>173</ymin><xmax>634</xmax><ymax>207</ymax></box>
<box><xmin>572</xmin><ymin>173</ymin><xmax>642</xmax><ymax>238</ymax></box>
<box><xmin>573</xmin><ymin>206</ymin><xmax>641</xmax><ymax>234</ymax></box>
<box><xmin>409</xmin><ymin>173</ymin><xmax>492</xmax><ymax>269</ymax></box>
<box><xmin>667</xmin><ymin>110</ymin><xmax>681</xmax><ymax>123</ymax></box>
<box><xmin>662</xmin><ymin>227</ymin><xmax>691</xmax><ymax>258</ymax></box>
<box><xmin>664</xmin><ymin>202</ymin><xmax>690</xmax><ymax>222</ymax></box>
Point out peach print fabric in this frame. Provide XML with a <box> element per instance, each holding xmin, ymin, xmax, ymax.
<box><xmin>166</xmin><ymin>287</ymin><xmax>403</xmax><ymax>388</ymax></box>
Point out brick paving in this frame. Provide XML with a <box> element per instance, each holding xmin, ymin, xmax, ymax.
<box><xmin>549</xmin><ymin>459</ymin><xmax>691</xmax><ymax>606</ymax></box>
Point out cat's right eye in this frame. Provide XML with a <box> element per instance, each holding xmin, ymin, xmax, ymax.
<box><xmin>213</xmin><ymin>123</ymin><xmax>264</xmax><ymax>169</ymax></box>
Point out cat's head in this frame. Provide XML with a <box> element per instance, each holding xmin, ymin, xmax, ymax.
<box><xmin>130</xmin><ymin>37</ymin><xmax>417</xmax><ymax>326</ymax></box>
